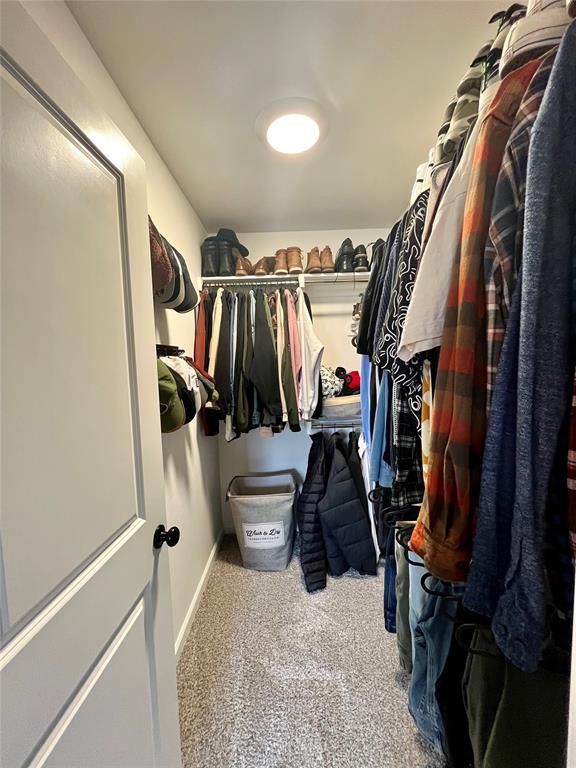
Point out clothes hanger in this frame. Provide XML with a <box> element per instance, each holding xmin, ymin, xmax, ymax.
<box><xmin>420</xmin><ymin>572</ymin><xmax>463</xmax><ymax>600</ymax></box>
<box><xmin>488</xmin><ymin>3</ymin><xmax>526</xmax><ymax>27</ymax></box>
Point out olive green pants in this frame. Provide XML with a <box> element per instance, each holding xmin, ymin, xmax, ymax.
<box><xmin>462</xmin><ymin>627</ymin><xmax>569</xmax><ymax>768</ymax></box>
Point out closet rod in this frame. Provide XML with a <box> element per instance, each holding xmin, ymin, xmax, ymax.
<box><xmin>201</xmin><ymin>275</ymin><xmax>303</xmax><ymax>289</ymax></box>
<box><xmin>307</xmin><ymin>419</ymin><xmax>363</xmax><ymax>431</ymax></box>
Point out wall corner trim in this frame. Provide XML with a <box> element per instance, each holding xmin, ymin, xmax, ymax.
<box><xmin>174</xmin><ymin>530</ymin><xmax>223</xmax><ymax>659</ymax></box>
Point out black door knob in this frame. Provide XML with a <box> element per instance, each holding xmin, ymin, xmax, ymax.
<box><xmin>153</xmin><ymin>524</ymin><xmax>181</xmax><ymax>549</ymax></box>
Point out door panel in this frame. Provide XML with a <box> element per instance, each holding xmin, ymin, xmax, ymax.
<box><xmin>1</xmin><ymin>71</ymin><xmax>141</xmax><ymax>633</ymax></box>
<box><xmin>39</xmin><ymin>602</ymin><xmax>155</xmax><ymax>768</ymax></box>
<box><xmin>0</xmin><ymin>4</ymin><xmax>182</xmax><ymax>767</ymax></box>
<box><xmin>1</xmin><ymin>521</ymin><xmax>149</xmax><ymax>768</ymax></box>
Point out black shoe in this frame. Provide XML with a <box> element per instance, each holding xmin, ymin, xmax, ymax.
<box><xmin>353</xmin><ymin>244</ymin><xmax>369</xmax><ymax>272</ymax></box>
<box><xmin>201</xmin><ymin>237</ymin><xmax>219</xmax><ymax>277</ymax></box>
<box><xmin>335</xmin><ymin>238</ymin><xmax>355</xmax><ymax>273</ymax></box>
<box><xmin>218</xmin><ymin>240</ymin><xmax>235</xmax><ymax>276</ymax></box>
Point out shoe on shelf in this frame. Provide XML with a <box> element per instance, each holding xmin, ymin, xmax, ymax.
<box><xmin>353</xmin><ymin>244</ymin><xmax>369</xmax><ymax>272</ymax></box>
<box><xmin>305</xmin><ymin>247</ymin><xmax>322</xmax><ymax>274</ymax></box>
<box><xmin>287</xmin><ymin>246</ymin><xmax>303</xmax><ymax>274</ymax></box>
<box><xmin>201</xmin><ymin>237</ymin><xmax>219</xmax><ymax>277</ymax></box>
<box><xmin>235</xmin><ymin>253</ymin><xmax>254</xmax><ymax>276</ymax></box>
<box><xmin>254</xmin><ymin>256</ymin><xmax>276</xmax><ymax>275</ymax></box>
<box><xmin>320</xmin><ymin>245</ymin><xmax>335</xmax><ymax>273</ymax></box>
<box><xmin>275</xmin><ymin>248</ymin><xmax>288</xmax><ymax>275</ymax></box>
<box><xmin>215</xmin><ymin>228</ymin><xmax>249</xmax><ymax>258</ymax></box>
<box><xmin>335</xmin><ymin>238</ymin><xmax>355</xmax><ymax>273</ymax></box>
<box><xmin>218</xmin><ymin>240</ymin><xmax>235</xmax><ymax>276</ymax></box>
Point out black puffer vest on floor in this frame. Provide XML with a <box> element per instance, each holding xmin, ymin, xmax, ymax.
<box><xmin>297</xmin><ymin>433</ymin><xmax>329</xmax><ymax>592</ymax></box>
<box><xmin>318</xmin><ymin>435</ymin><xmax>378</xmax><ymax>577</ymax></box>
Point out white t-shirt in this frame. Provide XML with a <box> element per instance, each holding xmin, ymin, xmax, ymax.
<box><xmin>297</xmin><ymin>288</ymin><xmax>324</xmax><ymax>420</ymax></box>
<box><xmin>397</xmin><ymin>81</ymin><xmax>499</xmax><ymax>362</ymax></box>
<box><xmin>207</xmin><ymin>288</ymin><xmax>224</xmax><ymax>378</ymax></box>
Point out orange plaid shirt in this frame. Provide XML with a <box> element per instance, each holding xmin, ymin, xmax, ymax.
<box><xmin>410</xmin><ymin>56</ymin><xmax>544</xmax><ymax>581</ymax></box>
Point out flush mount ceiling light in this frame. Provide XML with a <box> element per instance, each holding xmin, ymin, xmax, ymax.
<box><xmin>266</xmin><ymin>113</ymin><xmax>320</xmax><ymax>154</ymax></box>
<box><xmin>256</xmin><ymin>98</ymin><xmax>327</xmax><ymax>156</ymax></box>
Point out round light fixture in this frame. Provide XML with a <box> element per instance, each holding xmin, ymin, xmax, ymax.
<box><xmin>265</xmin><ymin>113</ymin><xmax>320</xmax><ymax>154</ymax></box>
<box><xmin>255</xmin><ymin>98</ymin><xmax>327</xmax><ymax>156</ymax></box>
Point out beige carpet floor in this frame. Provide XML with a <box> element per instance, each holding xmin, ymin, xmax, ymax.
<box><xmin>177</xmin><ymin>535</ymin><xmax>445</xmax><ymax>768</ymax></box>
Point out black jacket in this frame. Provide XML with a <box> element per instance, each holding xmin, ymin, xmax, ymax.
<box><xmin>317</xmin><ymin>436</ymin><xmax>378</xmax><ymax>577</ymax></box>
<box><xmin>247</xmin><ymin>289</ymin><xmax>283</xmax><ymax>425</ymax></box>
<box><xmin>356</xmin><ymin>237</ymin><xmax>387</xmax><ymax>356</ymax></box>
<box><xmin>297</xmin><ymin>433</ymin><xmax>329</xmax><ymax>592</ymax></box>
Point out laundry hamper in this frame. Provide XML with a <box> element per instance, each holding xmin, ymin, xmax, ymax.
<box><xmin>226</xmin><ymin>472</ymin><xmax>297</xmax><ymax>571</ymax></box>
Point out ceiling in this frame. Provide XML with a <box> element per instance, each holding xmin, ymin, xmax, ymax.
<box><xmin>68</xmin><ymin>0</ymin><xmax>501</xmax><ymax>232</ymax></box>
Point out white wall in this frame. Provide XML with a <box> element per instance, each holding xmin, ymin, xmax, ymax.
<box><xmin>23</xmin><ymin>1</ymin><xmax>222</xmax><ymax>651</ymax></box>
<box><xmin>218</xmin><ymin>228</ymin><xmax>386</xmax><ymax>531</ymax></box>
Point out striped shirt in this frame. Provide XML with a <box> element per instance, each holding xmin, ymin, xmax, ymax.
<box><xmin>411</xmin><ymin>56</ymin><xmax>544</xmax><ymax>582</ymax></box>
<box><xmin>484</xmin><ymin>52</ymin><xmax>556</xmax><ymax>410</ymax></box>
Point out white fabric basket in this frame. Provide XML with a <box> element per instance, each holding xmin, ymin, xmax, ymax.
<box><xmin>226</xmin><ymin>472</ymin><xmax>297</xmax><ymax>571</ymax></box>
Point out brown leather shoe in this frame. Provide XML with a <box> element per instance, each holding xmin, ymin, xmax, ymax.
<box><xmin>305</xmin><ymin>247</ymin><xmax>322</xmax><ymax>274</ymax></box>
<box><xmin>320</xmin><ymin>245</ymin><xmax>335</xmax><ymax>273</ymax></box>
<box><xmin>275</xmin><ymin>248</ymin><xmax>288</xmax><ymax>275</ymax></box>
<box><xmin>287</xmin><ymin>246</ymin><xmax>303</xmax><ymax>274</ymax></box>
<box><xmin>234</xmin><ymin>250</ymin><xmax>254</xmax><ymax>276</ymax></box>
<box><xmin>254</xmin><ymin>256</ymin><xmax>276</xmax><ymax>275</ymax></box>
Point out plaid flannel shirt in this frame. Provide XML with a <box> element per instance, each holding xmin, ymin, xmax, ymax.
<box><xmin>485</xmin><ymin>53</ymin><xmax>556</xmax><ymax>410</ymax></box>
<box><xmin>411</xmin><ymin>57</ymin><xmax>543</xmax><ymax>581</ymax></box>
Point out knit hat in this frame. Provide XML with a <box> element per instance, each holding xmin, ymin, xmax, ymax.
<box><xmin>500</xmin><ymin>0</ymin><xmax>570</xmax><ymax>77</ymax></box>
<box><xmin>568</xmin><ymin>0</ymin><xmax>576</xmax><ymax>16</ymax></box>
<box><xmin>157</xmin><ymin>360</ymin><xmax>186</xmax><ymax>433</ymax></box>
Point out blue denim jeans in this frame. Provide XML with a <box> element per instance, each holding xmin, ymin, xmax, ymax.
<box><xmin>408</xmin><ymin>578</ymin><xmax>465</xmax><ymax>755</ymax></box>
<box><xmin>383</xmin><ymin>527</ymin><xmax>397</xmax><ymax>633</ymax></box>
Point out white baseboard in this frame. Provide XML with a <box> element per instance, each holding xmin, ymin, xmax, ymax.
<box><xmin>174</xmin><ymin>531</ymin><xmax>223</xmax><ymax>659</ymax></box>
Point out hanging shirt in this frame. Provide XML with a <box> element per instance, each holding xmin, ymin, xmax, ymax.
<box><xmin>421</xmin><ymin>359</ymin><xmax>432</xmax><ymax>483</ymax></box>
<box><xmin>248</xmin><ymin>289</ymin><xmax>282</xmax><ymax>426</ymax></box>
<box><xmin>194</xmin><ymin>290</ymin><xmax>208</xmax><ymax>369</ymax></box>
<box><xmin>358</xmin><ymin>432</ymin><xmax>382</xmax><ymax>562</ymax></box>
<box><xmin>398</xmin><ymin>79</ymin><xmax>500</xmax><ymax>362</ymax></box>
<box><xmin>280</xmin><ymin>291</ymin><xmax>300</xmax><ymax>431</ymax></box>
<box><xmin>207</xmin><ymin>287</ymin><xmax>224</xmax><ymax>380</ymax></box>
<box><xmin>371</xmin><ymin>216</ymin><xmax>406</xmax><ymax>366</ymax></box>
<box><xmin>285</xmin><ymin>289</ymin><xmax>302</xmax><ymax>406</ymax></box>
<box><xmin>360</xmin><ymin>354</ymin><xmax>373</xmax><ymax>450</ymax></box>
<box><xmin>469</xmin><ymin>30</ymin><xmax>576</xmax><ymax>672</ymax></box>
<box><xmin>297</xmin><ymin>288</ymin><xmax>324</xmax><ymax>420</ymax></box>
<box><xmin>412</xmin><ymin>56</ymin><xmax>543</xmax><ymax>583</ymax></box>
<box><xmin>439</xmin><ymin>42</ymin><xmax>487</xmax><ymax>161</ymax></box>
<box><xmin>376</xmin><ymin>189</ymin><xmax>429</xmax><ymax>411</ymax></box>
<box><xmin>484</xmin><ymin>51</ymin><xmax>556</xmax><ymax>409</ymax></box>
<box><xmin>369</xmin><ymin>371</ymin><xmax>394</xmax><ymax>487</ymax></box>
<box><xmin>275</xmin><ymin>290</ymin><xmax>288</xmax><ymax>422</ymax></box>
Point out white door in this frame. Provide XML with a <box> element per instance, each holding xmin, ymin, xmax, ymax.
<box><xmin>0</xmin><ymin>4</ymin><xmax>182</xmax><ymax>767</ymax></box>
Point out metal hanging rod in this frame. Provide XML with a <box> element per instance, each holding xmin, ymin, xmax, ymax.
<box><xmin>306</xmin><ymin>418</ymin><xmax>363</xmax><ymax>432</ymax></box>
<box><xmin>200</xmin><ymin>273</ymin><xmax>370</xmax><ymax>289</ymax></box>
<box><xmin>200</xmin><ymin>274</ymin><xmax>304</xmax><ymax>289</ymax></box>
